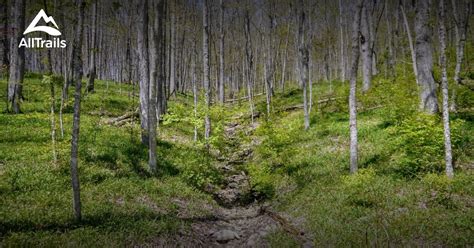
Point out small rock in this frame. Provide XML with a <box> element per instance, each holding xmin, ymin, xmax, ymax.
<box><xmin>212</xmin><ymin>229</ymin><xmax>240</xmax><ymax>243</ymax></box>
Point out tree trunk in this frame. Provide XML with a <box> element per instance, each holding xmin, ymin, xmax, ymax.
<box><xmin>218</xmin><ymin>0</ymin><xmax>225</xmax><ymax>104</ymax></box>
<box><xmin>137</xmin><ymin>0</ymin><xmax>150</xmax><ymax>144</ymax></box>
<box><xmin>86</xmin><ymin>0</ymin><xmax>97</xmax><ymax>93</ymax></box>
<box><xmin>385</xmin><ymin>0</ymin><xmax>394</xmax><ymax>77</ymax></box>
<box><xmin>70</xmin><ymin>0</ymin><xmax>86</xmax><ymax>221</ymax></box>
<box><xmin>415</xmin><ymin>0</ymin><xmax>439</xmax><ymax>114</ymax></box>
<box><xmin>298</xmin><ymin>0</ymin><xmax>309</xmax><ymax>131</ymax></box>
<box><xmin>349</xmin><ymin>0</ymin><xmax>364</xmax><ymax>174</ymax></box>
<box><xmin>0</xmin><ymin>0</ymin><xmax>8</xmax><ymax>68</ymax></box>
<box><xmin>148</xmin><ymin>0</ymin><xmax>164</xmax><ymax>174</ymax></box>
<box><xmin>400</xmin><ymin>2</ymin><xmax>418</xmax><ymax>85</ymax></box>
<box><xmin>338</xmin><ymin>0</ymin><xmax>345</xmax><ymax>81</ymax></box>
<box><xmin>438</xmin><ymin>0</ymin><xmax>453</xmax><ymax>178</ymax></box>
<box><xmin>203</xmin><ymin>0</ymin><xmax>211</xmax><ymax>144</ymax></box>
<box><xmin>192</xmin><ymin>41</ymin><xmax>198</xmax><ymax>142</ymax></box>
<box><xmin>450</xmin><ymin>0</ymin><xmax>471</xmax><ymax>111</ymax></box>
<box><xmin>244</xmin><ymin>10</ymin><xmax>255</xmax><ymax>124</ymax></box>
<box><xmin>169</xmin><ymin>2</ymin><xmax>176</xmax><ymax>97</ymax></box>
<box><xmin>7</xmin><ymin>0</ymin><xmax>25</xmax><ymax>114</ymax></box>
<box><xmin>360</xmin><ymin>3</ymin><xmax>372</xmax><ymax>92</ymax></box>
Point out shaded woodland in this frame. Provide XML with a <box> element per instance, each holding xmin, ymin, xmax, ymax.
<box><xmin>0</xmin><ymin>0</ymin><xmax>473</xmax><ymax>246</ymax></box>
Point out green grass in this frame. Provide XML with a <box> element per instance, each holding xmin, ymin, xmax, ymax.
<box><xmin>0</xmin><ymin>66</ymin><xmax>473</xmax><ymax>246</ymax></box>
<box><xmin>0</xmin><ymin>76</ymin><xmax>217</xmax><ymax>246</ymax></box>
<box><xmin>249</xmin><ymin>76</ymin><xmax>474</xmax><ymax>246</ymax></box>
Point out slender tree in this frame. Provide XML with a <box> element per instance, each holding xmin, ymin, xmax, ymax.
<box><xmin>360</xmin><ymin>2</ymin><xmax>372</xmax><ymax>92</ymax></box>
<box><xmin>70</xmin><ymin>0</ymin><xmax>86</xmax><ymax>221</ymax></box>
<box><xmin>137</xmin><ymin>0</ymin><xmax>150</xmax><ymax>144</ymax></box>
<box><xmin>338</xmin><ymin>0</ymin><xmax>345</xmax><ymax>81</ymax></box>
<box><xmin>400</xmin><ymin>2</ymin><xmax>418</xmax><ymax>85</ymax></box>
<box><xmin>0</xmin><ymin>0</ymin><xmax>8</xmax><ymax>68</ymax></box>
<box><xmin>438</xmin><ymin>0</ymin><xmax>453</xmax><ymax>178</ymax></box>
<box><xmin>298</xmin><ymin>0</ymin><xmax>309</xmax><ymax>130</ymax></box>
<box><xmin>244</xmin><ymin>9</ymin><xmax>255</xmax><ymax>124</ymax></box>
<box><xmin>349</xmin><ymin>0</ymin><xmax>364</xmax><ymax>174</ymax></box>
<box><xmin>7</xmin><ymin>0</ymin><xmax>26</xmax><ymax>114</ymax></box>
<box><xmin>218</xmin><ymin>0</ymin><xmax>225</xmax><ymax>104</ymax></box>
<box><xmin>86</xmin><ymin>0</ymin><xmax>98</xmax><ymax>93</ymax></box>
<box><xmin>450</xmin><ymin>0</ymin><xmax>471</xmax><ymax>111</ymax></box>
<box><xmin>203</xmin><ymin>0</ymin><xmax>211</xmax><ymax>143</ymax></box>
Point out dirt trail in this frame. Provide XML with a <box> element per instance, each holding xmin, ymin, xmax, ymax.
<box><xmin>152</xmin><ymin>119</ymin><xmax>312</xmax><ymax>247</ymax></box>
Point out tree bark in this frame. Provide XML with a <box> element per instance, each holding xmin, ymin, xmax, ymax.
<box><xmin>218</xmin><ymin>0</ymin><xmax>225</xmax><ymax>104</ymax></box>
<box><xmin>148</xmin><ymin>0</ymin><xmax>164</xmax><ymax>174</ymax></box>
<box><xmin>86</xmin><ymin>0</ymin><xmax>97</xmax><ymax>93</ymax></box>
<box><xmin>400</xmin><ymin>2</ymin><xmax>418</xmax><ymax>85</ymax></box>
<box><xmin>298</xmin><ymin>0</ymin><xmax>309</xmax><ymax>131</ymax></box>
<box><xmin>415</xmin><ymin>0</ymin><xmax>439</xmax><ymax>114</ymax></box>
<box><xmin>0</xmin><ymin>0</ymin><xmax>8</xmax><ymax>68</ymax></box>
<box><xmin>70</xmin><ymin>0</ymin><xmax>86</xmax><ymax>221</ymax></box>
<box><xmin>360</xmin><ymin>3</ymin><xmax>372</xmax><ymax>92</ymax></box>
<box><xmin>203</xmin><ymin>0</ymin><xmax>211</xmax><ymax>144</ymax></box>
<box><xmin>244</xmin><ymin>10</ymin><xmax>255</xmax><ymax>124</ymax></box>
<box><xmin>450</xmin><ymin>0</ymin><xmax>471</xmax><ymax>111</ymax></box>
<box><xmin>7</xmin><ymin>0</ymin><xmax>25</xmax><ymax>114</ymax></box>
<box><xmin>438</xmin><ymin>0</ymin><xmax>453</xmax><ymax>178</ymax></box>
<box><xmin>338</xmin><ymin>0</ymin><xmax>345</xmax><ymax>82</ymax></box>
<box><xmin>349</xmin><ymin>0</ymin><xmax>364</xmax><ymax>174</ymax></box>
<box><xmin>137</xmin><ymin>0</ymin><xmax>150</xmax><ymax>144</ymax></box>
<box><xmin>385</xmin><ymin>0</ymin><xmax>394</xmax><ymax>77</ymax></box>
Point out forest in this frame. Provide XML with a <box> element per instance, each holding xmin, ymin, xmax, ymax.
<box><xmin>0</xmin><ymin>0</ymin><xmax>473</xmax><ymax>246</ymax></box>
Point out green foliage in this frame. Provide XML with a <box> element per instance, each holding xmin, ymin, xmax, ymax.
<box><xmin>421</xmin><ymin>173</ymin><xmax>456</xmax><ymax>209</ymax></box>
<box><xmin>389</xmin><ymin>114</ymin><xmax>465</xmax><ymax>178</ymax></box>
<box><xmin>247</xmin><ymin>163</ymin><xmax>275</xmax><ymax>200</ymax></box>
<box><xmin>341</xmin><ymin>168</ymin><xmax>389</xmax><ymax>208</ymax></box>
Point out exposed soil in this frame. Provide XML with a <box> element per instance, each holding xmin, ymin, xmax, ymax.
<box><xmin>148</xmin><ymin>119</ymin><xmax>312</xmax><ymax>247</ymax></box>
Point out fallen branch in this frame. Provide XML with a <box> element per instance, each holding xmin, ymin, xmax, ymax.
<box><xmin>225</xmin><ymin>93</ymin><xmax>264</xmax><ymax>103</ymax></box>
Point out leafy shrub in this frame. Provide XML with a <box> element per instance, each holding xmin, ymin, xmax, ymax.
<box><xmin>390</xmin><ymin>114</ymin><xmax>465</xmax><ymax>178</ymax></box>
<box><xmin>254</xmin><ymin>121</ymin><xmax>298</xmax><ymax>171</ymax></box>
<box><xmin>421</xmin><ymin>173</ymin><xmax>456</xmax><ymax>209</ymax></box>
<box><xmin>247</xmin><ymin>163</ymin><xmax>275</xmax><ymax>200</ymax></box>
<box><xmin>341</xmin><ymin>168</ymin><xmax>387</xmax><ymax>208</ymax></box>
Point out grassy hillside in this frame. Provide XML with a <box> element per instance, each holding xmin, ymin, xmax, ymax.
<box><xmin>0</xmin><ymin>70</ymin><xmax>473</xmax><ymax>246</ymax></box>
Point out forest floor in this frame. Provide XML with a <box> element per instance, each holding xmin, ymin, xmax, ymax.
<box><xmin>154</xmin><ymin>118</ymin><xmax>313</xmax><ymax>247</ymax></box>
<box><xmin>0</xmin><ymin>72</ymin><xmax>473</xmax><ymax>247</ymax></box>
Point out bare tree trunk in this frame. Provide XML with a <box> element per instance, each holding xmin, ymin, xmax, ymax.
<box><xmin>70</xmin><ymin>0</ymin><xmax>86</xmax><ymax>221</ymax></box>
<box><xmin>415</xmin><ymin>0</ymin><xmax>439</xmax><ymax>114</ymax></box>
<box><xmin>148</xmin><ymin>0</ymin><xmax>164</xmax><ymax>174</ymax></box>
<box><xmin>86</xmin><ymin>0</ymin><xmax>97</xmax><ymax>93</ymax></box>
<box><xmin>400</xmin><ymin>2</ymin><xmax>419</xmax><ymax>85</ymax></box>
<box><xmin>438</xmin><ymin>0</ymin><xmax>453</xmax><ymax>178</ymax></box>
<box><xmin>385</xmin><ymin>0</ymin><xmax>394</xmax><ymax>77</ymax></box>
<box><xmin>218</xmin><ymin>0</ymin><xmax>225</xmax><ymax>104</ymax></box>
<box><xmin>7</xmin><ymin>0</ymin><xmax>25</xmax><ymax>114</ymax></box>
<box><xmin>309</xmin><ymin>54</ymin><xmax>313</xmax><ymax>115</ymax></box>
<box><xmin>0</xmin><ymin>0</ymin><xmax>8</xmax><ymax>68</ymax></box>
<box><xmin>298</xmin><ymin>0</ymin><xmax>309</xmax><ymax>130</ymax></box>
<box><xmin>338</xmin><ymin>0</ymin><xmax>345</xmax><ymax>81</ymax></box>
<box><xmin>349</xmin><ymin>0</ymin><xmax>364</xmax><ymax>174</ymax></box>
<box><xmin>192</xmin><ymin>42</ymin><xmax>198</xmax><ymax>142</ymax></box>
<box><xmin>450</xmin><ymin>0</ymin><xmax>471</xmax><ymax>111</ymax></box>
<box><xmin>244</xmin><ymin>10</ymin><xmax>255</xmax><ymax>124</ymax></box>
<box><xmin>169</xmin><ymin>1</ymin><xmax>176</xmax><ymax>97</ymax></box>
<box><xmin>137</xmin><ymin>0</ymin><xmax>150</xmax><ymax>145</ymax></box>
<box><xmin>203</xmin><ymin>0</ymin><xmax>211</xmax><ymax>144</ymax></box>
<box><xmin>361</xmin><ymin>3</ymin><xmax>372</xmax><ymax>92</ymax></box>
<box><xmin>280</xmin><ymin>22</ymin><xmax>290</xmax><ymax>93</ymax></box>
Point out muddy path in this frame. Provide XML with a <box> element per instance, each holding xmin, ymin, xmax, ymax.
<box><xmin>151</xmin><ymin>119</ymin><xmax>313</xmax><ymax>247</ymax></box>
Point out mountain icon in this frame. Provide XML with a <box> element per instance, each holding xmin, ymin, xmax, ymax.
<box><xmin>23</xmin><ymin>9</ymin><xmax>61</xmax><ymax>36</ymax></box>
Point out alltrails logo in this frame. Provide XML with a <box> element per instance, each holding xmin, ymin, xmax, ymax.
<box><xmin>19</xmin><ymin>9</ymin><xmax>66</xmax><ymax>48</ymax></box>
